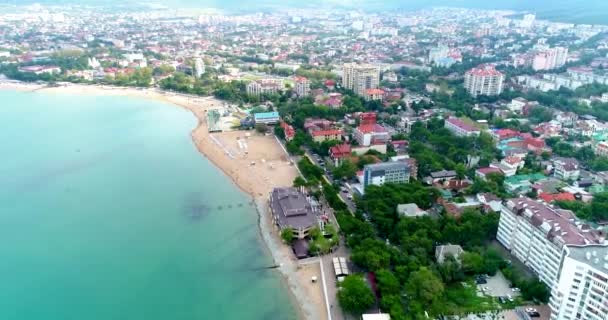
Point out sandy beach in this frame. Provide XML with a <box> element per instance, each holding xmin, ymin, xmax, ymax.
<box><xmin>0</xmin><ymin>81</ymin><xmax>325</xmax><ymax>320</ymax></box>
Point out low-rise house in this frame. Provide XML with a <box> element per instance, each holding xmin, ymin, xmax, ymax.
<box><xmin>390</xmin><ymin>140</ymin><xmax>409</xmax><ymax>154</ymax></box>
<box><xmin>428</xmin><ymin>170</ymin><xmax>457</xmax><ymax>184</ymax></box>
<box><xmin>538</xmin><ymin>192</ymin><xmax>576</xmax><ymax>203</ymax></box>
<box><xmin>329</xmin><ymin>144</ymin><xmax>352</xmax><ymax>166</ymax></box>
<box><xmin>477</xmin><ymin>193</ymin><xmax>502</xmax><ymax>212</ymax></box>
<box><xmin>552</xmin><ymin>157</ymin><xmax>580</xmax><ymax>181</ymax></box>
<box><xmin>396</xmin><ymin>203</ymin><xmax>427</xmax><ymax>218</ymax></box>
<box><xmin>364</xmin><ymin>88</ymin><xmax>385</xmax><ymax>101</ymax></box>
<box><xmin>304</xmin><ymin>118</ymin><xmax>333</xmax><ymax>131</ymax></box>
<box><xmin>492</xmin><ymin>156</ymin><xmax>524</xmax><ymax>177</ymax></box>
<box><xmin>492</xmin><ymin>128</ymin><xmax>521</xmax><ymax>141</ymax></box>
<box><xmin>280</xmin><ymin>121</ymin><xmax>295</xmax><ymax>141</ymax></box>
<box><xmin>269</xmin><ymin>188</ymin><xmax>317</xmax><ymax>239</ymax></box>
<box><xmin>18</xmin><ymin>65</ymin><xmax>61</xmax><ymax>75</ymax></box>
<box><xmin>476</xmin><ymin>167</ymin><xmax>503</xmax><ymax>180</ymax></box>
<box><xmin>310</xmin><ymin>129</ymin><xmax>342</xmax><ymax>143</ymax></box>
<box><xmin>505</xmin><ymin>173</ymin><xmax>547</xmax><ymax>194</ymax></box>
<box><xmin>594</xmin><ymin>141</ymin><xmax>608</xmax><ymax>157</ymax></box>
<box><xmin>435</xmin><ymin>244</ymin><xmax>464</xmax><ymax>264</ymax></box>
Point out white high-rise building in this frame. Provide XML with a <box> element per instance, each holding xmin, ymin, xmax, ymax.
<box><xmin>550</xmin><ymin>245</ymin><xmax>608</xmax><ymax>320</ymax></box>
<box><xmin>294</xmin><ymin>76</ymin><xmax>310</xmax><ymax>97</ymax></box>
<box><xmin>496</xmin><ymin>198</ymin><xmax>608</xmax><ymax>320</ymax></box>
<box><xmin>521</xmin><ymin>13</ymin><xmax>536</xmax><ymax>28</ymax></box>
<box><xmin>88</xmin><ymin>57</ymin><xmax>100</xmax><ymax>69</ymax></box>
<box><xmin>428</xmin><ymin>44</ymin><xmax>449</xmax><ymax>64</ymax></box>
<box><xmin>463</xmin><ymin>65</ymin><xmax>504</xmax><ymax>97</ymax></box>
<box><xmin>532</xmin><ymin>47</ymin><xmax>569</xmax><ymax>71</ymax></box>
<box><xmin>194</xmin><ymin>57</ymin><xmax>205</xmax><ymax>78</ymax></box>
<box><xmin>342</xmin><ymin>63</ymin><xmax>380</xmax><ymax>97</ymax></box>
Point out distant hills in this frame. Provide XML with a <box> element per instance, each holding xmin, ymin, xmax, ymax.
<box><xmin>1</xmin><ymin>0</ymin><xmax>607</xmax><ymax>24</ymax></box>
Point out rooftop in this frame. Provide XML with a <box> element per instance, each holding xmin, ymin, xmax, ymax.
<box><xmin>446</xmin><ymin>117</ymin><xmax>480</xmax><ymax>133</ymax></box>
<box><xmin>270</xmin><ymin>188</ymin><xmax>316</xmax><ymax>230</ymax></box>
<box><xmin>466</xmin><ymin>65</ymin><xmax>503</xmax><ymax>77</ymax></box>
<box><xmin>505</xmin><ymin>197</ymin><xmax>604</xmax><ymax>247</ymax></box>
<box><xmin>567</xmin><ymin>245</ymin><xmax>608</xmax><ymax>272</ymax></box>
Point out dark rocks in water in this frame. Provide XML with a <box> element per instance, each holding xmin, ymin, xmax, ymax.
<box><xmin>186</xmin><ymin>204</ymin><xmax>209</xmax><ymax>220</ymax></box>
<box><xmin>182</xmin><ymin>192</ymin><xmax>210</xmax><ymax>221</ymax></box>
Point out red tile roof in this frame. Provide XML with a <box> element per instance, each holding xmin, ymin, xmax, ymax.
<box><xmin>366</xmin><ymin>88</ymin><xmax>385</xmax><ymax>95</ymax></box>
<box><xmin>447</xmin><ymin>117</ymin><xmax>479</xmax><ymax>133</ymax></box>
<box><xmin>310</xmin><ymin>129</ymin><xmax>342</xmax><ymax>137</ymax></box>
<box><xmin>357</xmin><ymin>124</ymin><xmax>386</xmax><ymax>134</ymax></box>
<box><xmin>330</xmin><ymin>144</ymin><xmax>351</xmax><ymax>158</ymax></box>
<box><xmin>477</xmin><ymin>167</ymin><xmax>503</xmax><ymax>175</ymax></box>
<box><xmin>539</xmin><ymin>192</ymin><xmax>576</xmax><ymax>203</ymax></box>
<box><xmin>466</xmin><ymin>65</ymin><xmax>502</xmax><ymax>77</ymax></box>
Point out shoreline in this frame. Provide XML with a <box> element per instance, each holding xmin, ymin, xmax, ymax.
<box><xmin>0</xmin><ymin>81</ymin><xmax>322</xmax><ymax>320</ymax></box>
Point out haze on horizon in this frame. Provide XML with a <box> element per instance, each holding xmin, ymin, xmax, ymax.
<box><xmin>2</xmin><ymin>0</ymin><xmax>607</xmax><ymax>24</ymax></box>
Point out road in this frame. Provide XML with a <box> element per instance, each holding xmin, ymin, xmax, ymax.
<box><xmin>276</xmin><ymin>138</ymin><xmax>356</xmax><ymax>320</ymax></box>
<box><xmin>304</xmin><ymin>149</ymin><xmax>357</xmax><ymax>215</ymax></box>
<box><xmin>320</xmin><ymin>238</ymin><xmax>354</xmax><ymax>320</ymax></box>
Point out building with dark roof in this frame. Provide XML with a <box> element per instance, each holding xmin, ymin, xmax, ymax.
<box><xmin>497</xmin><ymin>197</ymin><xmax>605</xmax><ymax>293</ymax></box>
<box><xmin>269</xmin><ymin>188</ymin><xmax>317</xmax><ymax>239</ymax></box>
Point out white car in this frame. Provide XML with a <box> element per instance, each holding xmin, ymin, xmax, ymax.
<box><xmin>526</xmin><ymin>308</ymin><xmax>537</xmax><ymax>313</ymax></box>
<box><xmin>512</xmin><ymin>287</ymin><xmax>521</xmax><ymax>292</ymax></box>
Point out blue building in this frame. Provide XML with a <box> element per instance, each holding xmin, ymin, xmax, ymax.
<box><xmin>253</xmin><ymin>111</ymin><xmax>280</xmax><ymax>125</ymax></box>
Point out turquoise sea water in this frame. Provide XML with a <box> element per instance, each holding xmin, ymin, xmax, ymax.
<box><xmin>0</xmin><ymin>90</ymin><xmax>296</xmax><ymax>320</ymax></box>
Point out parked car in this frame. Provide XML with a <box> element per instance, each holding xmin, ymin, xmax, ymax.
<box><xmin>512</xmin><ymin>287</ymin><xmax>521</xmax><ymax>292</ymax></box>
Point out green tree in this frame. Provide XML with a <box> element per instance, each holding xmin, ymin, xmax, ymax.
<box><xmin>461</xmin><ymin>252</ymin><xmax>484</xmax><ymax>274</ymax></box>
<box><xmin>333</xmin><ymin>160</ymin><xmax>357</xmax><ymax>180</ymax></box>
<box><xmin>590</xmin><ymin>192</ymin><xmax>608</xmax><ymax>221</ymax></box>
<box><xmin>376</xmin><ymin>269</ymin><xmax>401</xmax><ymax>296</ymax></box>
<box><xmin>351</xmin><ymin>238</ymin><xmax>392</xmax><ymax>271</ymax></box>
<box><xmin>405</xmin><ymin>267</ymin><xmax>445</xmax><ymax>306</ymax></box>
<box><xmin>337</xmin><ymin>275</ymin><xmax>375</xmax><ymax>315</ymax></box>
<box><xmin>280</xmin><ymin>228</ymin><xmax>295</xmax><ymax>244</ymax></box>
<box><xmin>293</xmin><ymin>176</ymin><xmax>307</xmax><ymax>188</ymax></box>
<box><xmin>455</xmin><ymin>163</ymin><xmax>467</xmax><ymax>180</ymax></box>
<box><xmin>274</xmin><ymin>125</ymin><xmax>285</xmax><ymax>140</ymax></box>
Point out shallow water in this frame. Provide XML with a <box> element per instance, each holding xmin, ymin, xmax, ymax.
<box><xmin>0</xmin><ymin>90</ymin><xmax>297</xmax><ymax>320</ymax></box>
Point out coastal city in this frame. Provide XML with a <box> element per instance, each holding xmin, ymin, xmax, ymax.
<box><xmin>2</xmin><ymin>2</ymin><xmax>608</xmax><ymax>320</ymax></box>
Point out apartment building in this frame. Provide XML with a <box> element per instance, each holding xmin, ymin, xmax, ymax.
<box><xmin>444</xmin><ymin>117</ymin><xmax>481</xmax><ymax>137</ymax></box>
<box><xmin>464</xmin><ymin>65</ymin><xmax>504</xmax><ymax>97</ymax></box>
<box><xmin>532</xmin><ymin>47</ymin><xmax>568</xmax><ymax>71</ymax></box>
<box><xmin>294</xmin><ymin>76</ymin><xmax>311</xmax><ymax>97</ymax></box>
<box><xmin>496</xmin><ymin>198</ymin><xmax>608</xmax><ymax>320</ymax></box>
<box><xmin>362</xmin><ymin>162</ymin><xmax>410</xmax><ymax>190</ymax></box>
<box><xmin>342</xmin><ymin>63</ymin><xmax>380</xmax><ymax>97</ymax></box>
<box><xmin>246</xmin><ymin>79</ymin><xmax>283</xmax><ymax>97</ymax></box>
<box><xmin>550</xmin><ymin>245</ymin><xmax>608</xmax><ymax>320</ymax></box>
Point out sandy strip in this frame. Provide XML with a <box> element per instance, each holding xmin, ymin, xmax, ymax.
<box><xmin>0</xmin><ymin>81</ymin><xmax>322</xmax><ymax>320</ymax></box>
